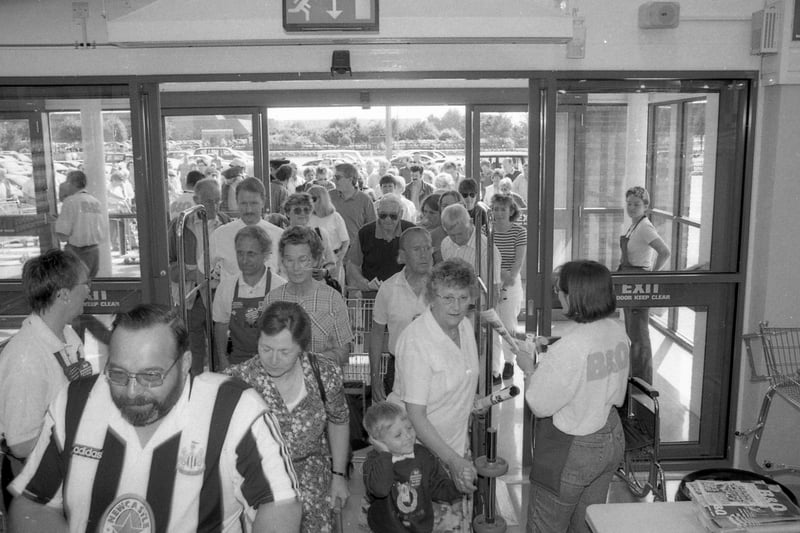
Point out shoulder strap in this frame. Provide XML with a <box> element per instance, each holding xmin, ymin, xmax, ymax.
<box><xmin>266</xmin><ymin>267</ymin><xmax>272</xmax><ymax>294</ymax></box>
<box><xmin>307</xmin><ymin>352</ymin><xmax>327</xmax><ymax>406</ymax></box>
<box><xmin>52</xmin><ymin>350</ymin><xmax>70</xmax><ymax>372</ymax></box>
<box><xmin>625</xmin><ymin>216</ymin><xmax>646</xmax><ymax>238</ymax></box>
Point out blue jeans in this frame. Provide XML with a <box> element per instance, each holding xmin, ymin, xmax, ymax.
<box><xmin>527</xmin><ymin>409</ymin><xmax>624</xmax><ymax>533</ymax></box>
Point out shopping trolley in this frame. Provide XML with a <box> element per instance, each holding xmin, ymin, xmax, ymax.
<box><xmin>615</xmin><ymin>377</ymin><xmax>666</xmax><ymax>501</ymax></box>
<box><xmin>343</xmin><ymin>296</ymin><xmax>388</xmax><ymax>412</ymax></box>
<box><xmin>736</xmin><ymin>322</ymin><xmax>800</xmax><ymax>475</ymax></box>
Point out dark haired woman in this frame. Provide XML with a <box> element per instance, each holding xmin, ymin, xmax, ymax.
<box><xmin>225</xmin><ymin>300</ymin><xmax>350</xmax><ymax>533</ymax></box>
<box><xmin>520</xmin><ymin>260</ymin><xmax>629</xmax><ymax>533</ymax></box>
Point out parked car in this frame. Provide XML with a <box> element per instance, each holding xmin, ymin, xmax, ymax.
<box><xmin>316</xmin><ymin>150</ymin><xmax>365</xmax><ymax>169</ymax></box>
<box><xmin>480</xmin><ymin>151</ymin><xmax>528</xmax><ymax>169</ymax></box>
<box><xmin>389</xmin><ymin>152</ymin><xmax>437</xmax><ymax>169</ymax></box>
<box><xmin>193</xmin><ymin>147</ymin><xmax>254</xmax><ymax>173</ymax></box>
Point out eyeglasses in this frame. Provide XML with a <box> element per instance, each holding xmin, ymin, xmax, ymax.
<box><xmin>378</xmin><ymin>213</ymin><xmax>399</xmax><ymax>221</ymax></box>
<box><xmin>462</xmin><ymin>193</ymin><xmax>477</xmax><ymax>198</ymax></box>
<box><xmin>290</xmin><ymin>206</ymin><xmax>312</xmax><ymax>215</ymax></box>
<box><xmin>436</xmin><ymin>293</ymin><xmax>471</xmax><ymax>307</ymax></box>
<box><xmin>282</xmin><ymin>255</ymin><xmax>313</xmax><ymax>268</ymax></box>
<box><xmin>105</xmin><ymin>355</ymin><xmax>181</xmax><ymax>388</ymax></box>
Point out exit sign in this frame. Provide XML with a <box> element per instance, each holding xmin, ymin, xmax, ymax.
<box><xmin>283</xmin><ymin>0</ymin><xmax>379</xmax><ymax>32</ymax></box>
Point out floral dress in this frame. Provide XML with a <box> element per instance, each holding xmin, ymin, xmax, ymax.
<box><xmin>225</xmin><ymin>352</ymin><xmax>349</xmax><ymax>533</ymax></box>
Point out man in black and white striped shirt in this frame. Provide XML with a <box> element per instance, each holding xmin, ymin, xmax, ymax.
<box><xmin>8</xmin><ymin>304</ymin><xmax>301</xmax><ymax>533</ymax></box>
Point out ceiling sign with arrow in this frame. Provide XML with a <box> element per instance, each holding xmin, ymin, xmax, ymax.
<box><xmin>283</xmin><ymin>0</ymin><xmax>379</xmax><ymax>31</ymax></box>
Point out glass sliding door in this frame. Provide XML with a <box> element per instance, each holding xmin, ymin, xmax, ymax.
<box><xmin>539</xmin><ymin>79</ymin><xmax>752</xmax><ymax>461</ymax></box>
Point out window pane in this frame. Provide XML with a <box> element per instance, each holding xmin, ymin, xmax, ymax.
<box><xmin>648</xmin><ymin>306</ymin><xmax>706</xmax><ymax>443</ymax></box>
<box><xmin>651</xmin><ymin>104</ymin><xmax>677</xmax><ymax>212</ymax></box>
<box><xmin>554</xmin><ymin>93</ymin><xmax>717</xmax><ymax>274</ymax></box>
<box><xmin>164</xmin><ymin>114</ymin><xmax>255</xmax><ymax>218</ymax></box>
<box><xmin>679</xmin><ymin>224</ymin><xmax>703</xmax><ymax>270</ymax></box>
<box><xmin>580</xmin><ymin>212</ymin><xmax>624</xmax><ymax>269</ymax></box>
<box><xmin>0</xmin><ymin>118</ymin><xmax>35</xmax><ymax>279</ymax></box>
<box><xmin>264</xmin><ymin>105</ymin><xmax>466</xmax><ymax>220</ymax></box>
<box><xmin>48</xmin><ymin>104</ymin><xmax>140</xmax><ymax>278</ymax></box>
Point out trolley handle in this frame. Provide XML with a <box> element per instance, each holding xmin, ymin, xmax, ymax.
<box><xmin>742</xmin><ymin>332</ymin><xmax>771</xmax><ymax>382</ymax></box>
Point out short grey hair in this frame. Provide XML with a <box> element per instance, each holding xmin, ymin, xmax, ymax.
<box><xmin>441</xmin><ymin>203</ymin><xmax>470</xmax><ymax>229</ymax></box>
<box><xmin>235</xmin><ymin>225</ymin><xmax>272</xmax><ymax>254</ymax></box>
<box><xmin>376</xmin><ymin>193</ymin><xmax>404</xmax><ymax>216</ymax></box>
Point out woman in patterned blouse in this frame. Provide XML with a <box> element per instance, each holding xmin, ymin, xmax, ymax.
<box><xmin>225</xmin><ymin>301</ymin><xmax>350</xmax><ymax>533</ymax></box>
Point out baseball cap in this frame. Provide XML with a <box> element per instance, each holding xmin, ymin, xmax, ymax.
<box><xmin>230</xmin><ymin>158</ymin><xmax>246</xmax><ymax>169</ymax></box>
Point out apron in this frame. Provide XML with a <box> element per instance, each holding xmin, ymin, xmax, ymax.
<box><xmin>618</xmin><ymin>216</ymin><xmax>647</xmax><ymax>272</ymax></box>
<box><xmin>228</xmin><ymin>269</ymin><xmax>271</xmax><ymax>364</ymax></box>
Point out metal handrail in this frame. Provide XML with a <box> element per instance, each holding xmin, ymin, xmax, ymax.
<box><xmin>472</xmin><ymin>200</ymin><xmax>496</xmax><ymax>404</ymax></box>
<box><xmin>174</xmin><ymin>205</ymin><xmax>215</xmax><ymax>371</ymax></box>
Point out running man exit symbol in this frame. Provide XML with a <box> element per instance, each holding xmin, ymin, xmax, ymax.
<box><xmin>283</xmin><ymin>0</ymin><xmax>378</xmax><ymax>31</ymax></box>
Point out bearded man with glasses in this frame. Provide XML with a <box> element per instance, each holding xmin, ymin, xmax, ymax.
<box><xmin>7</xmin><ymin>304</ymin><xmax>301</xmax><ymax>533</ymax></box>
<box><xmin>346</xmin><ymin>193</ymin><xmax>415</xmax><ymax>294</ymax></box>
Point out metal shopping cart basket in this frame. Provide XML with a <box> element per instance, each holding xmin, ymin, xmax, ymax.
<box><xmin>736</xmin><ymin>321</ymin><xmax>800</xmax><ymax>475</ymax></box>
<box><xmin>343</xmin><ymin>296</ymin><xmax>389</xmax><ymax>411</ymax></box>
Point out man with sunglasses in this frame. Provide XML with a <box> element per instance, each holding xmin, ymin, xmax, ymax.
<box><xmin>458</xmin><ymin>178</ymin><xmax>488</xmax><ymax>227</ymax></box>
<box><xmin>8</xmin><ymin>304</ymin><xmax>301</xmax><ymax>533</ymax></box>
<box><xmin>346</xmin><ymin>194</ymin><xmax>415</xmax><ymax>293</ymax></box>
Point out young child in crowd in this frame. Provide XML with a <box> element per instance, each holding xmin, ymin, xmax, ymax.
<box><xmin>362</xmin><ymin>401</ymin><xmax>463</xmax><ymax>532</ymax></box>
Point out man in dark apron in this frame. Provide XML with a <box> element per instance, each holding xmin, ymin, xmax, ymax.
<box><xmin>212</xmin><ymin>226</ymin><xmax>286</xmax><ymax>368</ymax></box>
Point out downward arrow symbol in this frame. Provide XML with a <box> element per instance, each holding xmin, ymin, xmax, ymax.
<box><xmin>327</xmin><ymin>0</ymin><xmax>342</xmax><ymax>19</ymax></box>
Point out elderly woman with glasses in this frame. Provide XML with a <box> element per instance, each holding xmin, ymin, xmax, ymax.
<box><xmin>225</xmin><ymin>301</ymin><xmax>350</xmax><ymax>533</ymax></box>
<box><xmin>281</xmin><ymin>192</ymin><xmax>337</xmax><ymax>283</ymax></box>
<box><xmin>388</xmin><ymin>258</ymin><xmax>479</xmax><ymax>496</ymax></box>
<box><xmin>264</xmin><ymin>226</ymin><xmax>353</xmax><ymax>367</ymax></box>
<box><xmin>308</xmin><ymin>185</ymin><xmax>349</xmax><ymax>286</ymax></box>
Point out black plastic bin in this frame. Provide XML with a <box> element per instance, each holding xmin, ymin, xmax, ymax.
<box><xmin>676</xmin><ymin>468</ymin><xmax>798</xmax><ymax>505</ymax></box>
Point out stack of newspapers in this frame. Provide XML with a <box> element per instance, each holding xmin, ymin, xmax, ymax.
<box><xmin>686</xmin><ymin>479</ymin><xmax>800</xmax><ymax>532</ymax></box>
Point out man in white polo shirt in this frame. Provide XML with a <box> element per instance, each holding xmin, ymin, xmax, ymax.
<box><xmin>8</xmin><ymin>304</ymin><xmax>300</xmax><ymax>533</ymax></box>
<box><xmin>210</xmin><ymin>177</ymin><xmax>284</xmax><ymax>280</ymax></box>
<box><xmin>368</xmin><ymin>227</ymin><xmax>433</xmax><ymax>401</ymax></box>
<box><xmin>55</xmin><ymin>170</ymin><xmax>106</xmax><ymax>278</ymax></box>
